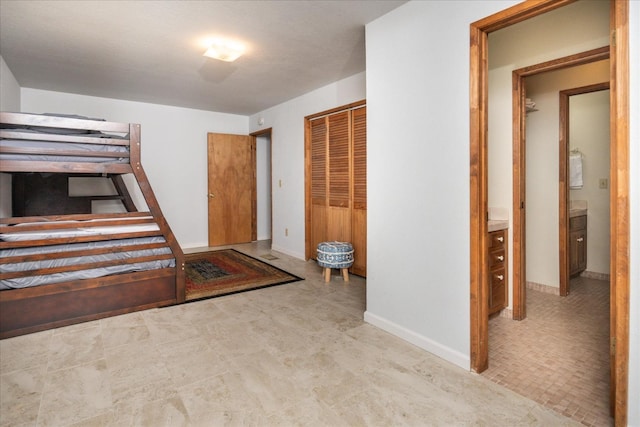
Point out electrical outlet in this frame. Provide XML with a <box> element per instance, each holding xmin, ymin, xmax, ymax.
<box><xmin>599</xmin><ymin>178</ymin><xmax>608</xmax><ymax>189</ymax></box>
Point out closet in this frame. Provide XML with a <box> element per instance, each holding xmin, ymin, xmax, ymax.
<box><xmin>305</xmin><ymin>102</ymin><xmax>366</xmax><ymax>276</ymax></box>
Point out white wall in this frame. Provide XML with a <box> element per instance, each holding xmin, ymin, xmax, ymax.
<box><xmin>364</xmin><ymin>0</ymin><xmax>520</xmax><ymax>369</ymax></box>
<box><xmin>0</xmin><ymin>55</ymin><xmax>20</xmax><ymax>218</ymax></box>
<box><xmin>0</xmin><ymin>56</ymin><xmax>20</xmax><ymax>112</ymax></box>
<box><xmin>248</xmin><ymin>72</ymin><xmax>366</xmax><ymax>259</ymax></box>
<box><xmin>488</xmin><ymin>0</ymin><xmax>609</xmax><ymax>298</ymax></box>
<box><xmin>0</xmin><ymin>170</ymin><xmax>12</xmax><ymax>221</ymax></box>
<box><xmin>21</xmin><ymin>89</ymin><xmax>248</xmax><ymax>248</ymax></box>
<box><xmin>525</xmin><ymin>62</ymin><xmax>610</xmax><ymax>288</ymax></box>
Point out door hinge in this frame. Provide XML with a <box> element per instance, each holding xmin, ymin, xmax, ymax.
<box><xmin>611</xmin><ymin>30</ymin><xmax>616</xmax><ymax>47</ymax></box>
<box><xmin>611</xmin><ymin>336</ymin><xmax>616</xmax><ymax>355</ymax></box>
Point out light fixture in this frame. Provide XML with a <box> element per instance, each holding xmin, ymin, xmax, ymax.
<box><xmin>203</xmin><ymin>38</ymin><xmax>245</xmax><ymax>62</ymax></box>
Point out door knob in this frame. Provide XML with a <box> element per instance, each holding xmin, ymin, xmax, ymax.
<box><xmin>208</xmin><ymin>193</ymin><xmax>215</xmax><ymax>198</ymax></box>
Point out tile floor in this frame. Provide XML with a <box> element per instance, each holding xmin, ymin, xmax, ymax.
<box><xmin>482</xmin><ymin>276</ymin><xmax>612</xmax><ymax>427</ymax></box>
<box><xmin>0</xmin><ymin>241</ymin><xmax>580</xmax><ymax>426</ymax></box>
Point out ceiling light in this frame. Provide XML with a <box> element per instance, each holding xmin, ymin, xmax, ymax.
<box><xmin>203</xmin><ymin>38</ymin><xmax>245</xmax><ymax>62</ymax></box>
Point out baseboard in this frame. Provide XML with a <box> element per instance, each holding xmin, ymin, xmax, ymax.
<box><xmin>526</xmin><ymin>281</ymin><xmax>560</xmax><ymax>295</ymax></box>
<box><xmin>499</xmin><ymin>308</ymin><xmax>513</xmax><ymax>318</ymax></box>
<box><xmin>363</xmin><ymin>311</ymin><xmax>469</xmax><ymax>370</ymax></box>
<box><xmin>270</xmin><ymin>244</ymin><xmax>305</xmax><ymax>260</ymax></box>
<box><xmin>525</xmin><ymin>272</ymin><xmax>610</xmax><ymax>296</ymax></box>
<box><xmin>581</xmin><ymin>271</ymin><xmax>610</xmax><ymax>281</ymax></box>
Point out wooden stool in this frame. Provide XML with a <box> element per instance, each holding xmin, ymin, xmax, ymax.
<box><xmin>316</xmin><ymin>241</ymin><xmax>354</xmax><ymax>282</ymax></box>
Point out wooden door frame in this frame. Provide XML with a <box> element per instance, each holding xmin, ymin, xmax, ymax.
<box><xmin>512</xmin><ymin>47</ymin><xmax>609</xmax><ymax>317</ymax></box>
<box><xmin>559</xmin><ymin>81</ymin><xmax>610</xmax><ymax>296</ymax></box>
<box><xmin>251</xmin><ymin>128</ymin><xmax>273</xmax><ymax>242</ymax></box>
<box><xmin>469</xmin><ymin>0</ymin><xmax>629</xmax><ymax>424</ymax></box>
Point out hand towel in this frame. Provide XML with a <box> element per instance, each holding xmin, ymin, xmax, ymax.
<box><xmin>570</xmin><ymin>153</ymin><xmax>583</xmax><ymax>189</ymax></box>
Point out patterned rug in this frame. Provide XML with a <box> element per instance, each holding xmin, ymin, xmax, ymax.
<box><xmin>184</xmin><ymin>249</ymin><xmax>302</xmax><ymax>301</ymax></box>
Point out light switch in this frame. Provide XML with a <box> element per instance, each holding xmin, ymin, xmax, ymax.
<box><xmin>599</xmin><ymin>178</ymin><xmax>608</xmax><ymax>189</ymax></box>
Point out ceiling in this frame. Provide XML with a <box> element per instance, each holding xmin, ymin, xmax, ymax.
<box><xmin>0</xmin><ymin>0</ymin><xmax>406</xmax><ymax>116</ymax></box>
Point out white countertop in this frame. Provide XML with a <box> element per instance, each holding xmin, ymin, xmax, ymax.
<box><xmin>488</xmin><ymin>220</ymin><xmax>509</xmax><ymax>232</ymax></box>
<box><xmin>569</xmin><ymin>208</ymin><xmax>587</xmax><ymax>218</ymax></box>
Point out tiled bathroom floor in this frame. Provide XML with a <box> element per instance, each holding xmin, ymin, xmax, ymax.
<box><xmin>482</xmin><ymin>276</ymin><xmax>612</xmax><ymax>426</ymax></box>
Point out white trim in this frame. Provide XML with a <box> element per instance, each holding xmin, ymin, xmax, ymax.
<box><xmin>270</xmin><ymin>244</ymin><xmax>305</xmax><ymax>260</ymax></box>
<box><xmin>363</xmin><ymin>310</ymin><xmax>470</xmax><ymax>370</ymax></box>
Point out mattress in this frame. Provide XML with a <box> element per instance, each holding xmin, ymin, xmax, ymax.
<box><xmin>0</xmin><ymin>220</ymin><xmax>160</xmax><ymax>242</ymax></box>
<box><xmin>0</xmin><ymin>237</ymin><xmax>175</xmax><ymax>290</ymax></box>
<box><xmin>0</xmin><ymin>139</ymin><xmax>129</xmax><ymax>163</ymax></box>
<box><xmin>0</xmin><ymin>220</ymin><xmax>175</xmax><ymax>289</ymax></box>
<box><xmin>0</xmin><ymin>133</ymin><xmax>130</xmax><ymax>164</ymax></box>
<box><xmin>0</xmin><ymin>113</ymin><xmax>130</xmax><ymax>164</ymax></box>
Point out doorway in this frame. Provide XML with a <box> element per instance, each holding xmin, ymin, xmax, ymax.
<box><xmin>207</xmin><ymin>132</ymin><xmax>255</xmax><ymax>246</ymax></box>
<box><xmin>207</xmin><ymin>129</ymin><xmax>273</xmax><ymax>247</ymax></box>
<box><xmin>559</xmin><ymin>82</ymin><xmax>611</xmax><ymax>295</ymax></box>
<box><xmin>254</xmin><ymin>131</ymin><xmax>273</xmax><ymax>241</ymax></box>
<box><xmin>491</xmin><ymin>65</ymin><xmax>612</xmax><ymax>424</ymax></box>
<box><xmin>511</xmin><ymin>48</ymin><xmax>609</xmax><ymax>318</ymax></box>
<box><xmin>469</xmin><ymin>0</ymin><xmax>629</xmax><ymax>424</ymax></box>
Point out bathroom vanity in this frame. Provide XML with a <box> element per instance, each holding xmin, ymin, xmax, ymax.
<box><xmin>488</xmin><ymin>221</ymin><xmax>508</xmax><ymax>315</ymax></box>
<box><xmin>569</xmin><ymin>210</ymin><xmax>587</xmax><ymax>277</ymax></box>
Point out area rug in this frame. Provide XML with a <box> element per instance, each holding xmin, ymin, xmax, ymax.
<box><xmin>184</xmin><ymin>249</ymin><xmax>302</xmax><ymax>301</ymax></box>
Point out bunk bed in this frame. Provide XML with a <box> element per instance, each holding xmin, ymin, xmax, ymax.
<box><xmin>0</xmin><ymin>112</ymin><xmax>185</xmax><ymax>339</ymax></box>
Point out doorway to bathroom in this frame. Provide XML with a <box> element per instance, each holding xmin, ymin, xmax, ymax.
<box><xmin>511</xmin><ymin>48</ymin><xmax>609</xmax><ymax>318</ymax></box>
<box><xmin>496</xmin><ymin>57</ymin><xmax>613</xmax><ymax>425</ymax></box>
<box><xmin>559</xmin><ymin>83</ymin><xmax>610</xmax><ymax>295</ymax></box>
<box><xmin>469</xmin><ymin>0</ymin><xmax>630</xmax><ymax>423</ymax></box>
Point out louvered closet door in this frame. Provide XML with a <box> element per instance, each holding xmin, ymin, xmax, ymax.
<box><xmin>351</xmin><ymin>107</ymin><xmax>366</xmax><ymax>276</ymax></box>
<box><xmin>308</xmin><ymin>105</ymin><xmax>366</xmax><ymax>277</ymax></box>
<box><xmin>327</xmin><ymin>111</ymin><xmax>352</xmax><ymax>243</ymax></box>
<box><xmin>310</xmin><ymin>118</ymin><xmax>328</xmax><ymax>252</ymax></box>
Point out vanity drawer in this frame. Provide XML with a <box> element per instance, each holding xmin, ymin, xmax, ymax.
<box><xmin>570</xmin><ymin>215</ymin><xmax>587</xmax><ymax>230</ymax></box>
<box><xmin>489</xmin><ymin>229</ymin><xmax>506</xmax><ymax>249</ymax></box>
<box><xmin>489</xmin><ymin>249</ymin><xmax>506</xmax><ymax>268</ymax></box>
<box><xmin>490</xmin><ymin>270</ymin><xmax>506</xmax><ymax>288</ymax></box>
<box><xmin>489</xmin><ymin>271</ymin><xmax>507</xmax><ymax>314</ymax></box>
<box><xmin>488</xmin><ymin>228</ymin><xmax>508</xmax><ymax>315</ymax></box>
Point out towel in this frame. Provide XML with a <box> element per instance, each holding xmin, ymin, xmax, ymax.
<box><xmin>569</xmin><ymin>153</ymin><xmax>583</xmax><ymax>189</ymax></box>
<box><xmin>525</xmin><ymin>98</ymin><xmax>536</xmax><ymax>109</ymax></box>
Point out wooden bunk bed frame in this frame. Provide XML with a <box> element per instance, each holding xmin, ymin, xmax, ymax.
<box><xmin>0</xmin><ymin>112</ymin><xmax>185</xmax><ymax>339</ymax></box>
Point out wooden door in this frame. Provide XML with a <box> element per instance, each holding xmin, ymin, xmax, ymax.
<box><xmin>309</xmin><ymin>111</ymin><xmax>353</xmax><ymax>247</ymax></box>
<box><xmin>207</xmin><ymin>133</ymin><xmax>256</xmax><ymax>246</ymax></box>
<box><xmin>327</xmin><ymin>111</ymin><xmax>352</xmax><ymax>243</ymax></box>
<box><xmin>307</xmin><ymin>103</ymin><xmax>367</xmax><ymax>277</ymax></box>
<box><xmin>309</xmin><ymin>118</ymin><xmax>329</xmax><ymax>252</ymax></box>
<box><xmin>351</xmin><ymin>107</ymin><xmax>367</xmax><ymax>276</ymax></box>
